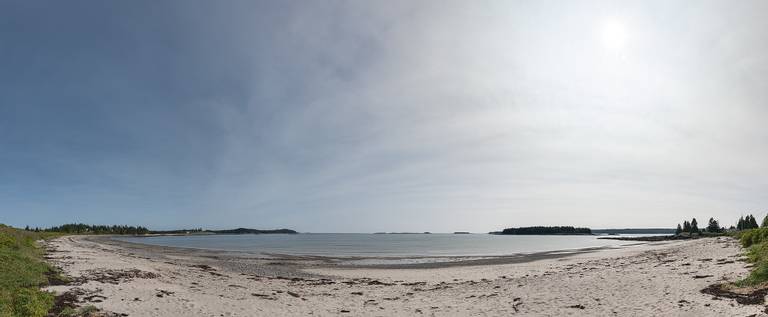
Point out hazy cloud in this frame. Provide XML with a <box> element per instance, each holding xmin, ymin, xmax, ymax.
<box><xmin>2</xmin><ymin>0</ymin><xmax>767</xmax><ymax>231</ymax></box>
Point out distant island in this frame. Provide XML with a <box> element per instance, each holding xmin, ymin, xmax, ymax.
<box><xmin>490</xmin><ymin>226</ymin><xmax>592</xmax><ymax>235</ymax></box>
<box><xmin>35</xmin><ymin>224</ymin><xmax>297</xmax><ymax>235</ymax></box>
<box><xmin>207</xmin><ymin>228</ymin><xmax>297</xmax><ymax>234</ymax></box>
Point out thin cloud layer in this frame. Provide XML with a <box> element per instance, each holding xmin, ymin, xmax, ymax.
<box><xmin>1</xmin><ymin>1</ymin><xmax>767</xmax><ymax>231</ymax></box>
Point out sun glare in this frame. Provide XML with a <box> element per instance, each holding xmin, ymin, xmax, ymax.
<box><xmin>600</xmin><ymin>18</ymin><xmax>628</xmax><ymax>51</ymax></box>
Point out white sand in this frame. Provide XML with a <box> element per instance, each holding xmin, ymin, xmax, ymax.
<box><xmin>44</xmin><ymin>236</ymin><xmax>763</xmax><ymax>316</ymax></box>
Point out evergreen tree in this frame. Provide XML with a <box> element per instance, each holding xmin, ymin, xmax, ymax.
<box><xmin>707</xmin><ymin>218</ymin><xmax>720</xmax><ymax>233</ymax></box>
<box><xmin>691</xmin><ymin>218</ymin><xmax>699</xmax><ymax>234</ymax></box>
<box><xmin>675</xmin><ymin>224</ymin><xmax>683</xmax><ymax>235</ymax></box>
<box><xmin>762</xmin><ymin>215</ymin><xmax>768</xmax><ymax>228</ymax></box>
<box><xmin>683</xmin><ymin>221</ymin><xmax>691</xmax><ymax>233</ymax></box>
<box><xmin>499</xmin><ymin>226</ymin><xmax>591</xmax><ymax>235</ymax></box>
<box><xmin>24</xmin><ymin>225</ymin><xmax>30</xmax><ymax>231</ymax></box>
<box><xmin>749</xmin><ymin>215</ymin><xmax>760</xmax><ymax>229</ymax></box>
<box><xmin>738</xmin><ymin>217</ymin><xmax>745</xmax><ymax>230</ymax></box>
<box><xmin>42</xmin><ymin>223</ymin><xmax>149</xmax><ymax>235</ymax></box>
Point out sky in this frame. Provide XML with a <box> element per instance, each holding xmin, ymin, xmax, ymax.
<box><xmin>1</xmin><ymin>1</ymin><xmax>768</xmax><ymax>232</ymax></box>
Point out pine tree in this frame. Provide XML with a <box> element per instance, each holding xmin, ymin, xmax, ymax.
<box><xmin>707</xmin><ymin>218</ymin><xmax>720</xmax><ymax>233</ymax></box>
<box><xmin>762</xmin><ymin>215</ymin><xmax>768</xmax><ymax>228</ymax></box>
<box><xmin>738</xmin><ymin>217</ymin><xmax>745</xmax><ymax>230</ymax></box>
<box><xmin>749</xmin><ymin>215</ymin><xmax>759</xmax><ymax>229</ymax></box>
<box><xmin>675</xmin><ymin>224</ymin><xmax>683</xmax><ymax>235</ymax></box>
<box><xmin>691</xmin><ymin>218</ymin><xmax>699</xmax><ymax>234</ymax></box>
<box><xmin>683</xmin><ymin>221</ymin><xmax>691</xmax><ymax>233</ymax></box>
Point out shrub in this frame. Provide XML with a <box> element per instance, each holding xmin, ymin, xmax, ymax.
<box><xmin>737</xmin><ymin>228</ymin><xmax>768</xmax><ymax>248</ymax></box>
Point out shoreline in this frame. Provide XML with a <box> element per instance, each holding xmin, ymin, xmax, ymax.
<box><xmin>44</xmin><ymin>235</ymin><xmax>763</xmax><ymax>316</ymax></box>
<box><xmin>104</xmin><ymin>233</ymin><xmax>665</xmax><ymax>268</ymax></box>
<box><xmin>597</xmin><ymin>235</ymin><xmax>694</xmax><ymax>242</ymax></box>
<box><xmin>101</xmin><ymin>234</ymin><xmax>649</xmax><ymax>269</ymax></box>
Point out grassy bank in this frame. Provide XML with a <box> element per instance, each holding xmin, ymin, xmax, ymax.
<box><xmin>0</xmin><ymin>224</ymin><xmax>62</xmax><ymax>317</ymax></box>
<box><xmin>735</xmin><ymin>228</ymin><xmax>768</xmax><ymax>286</ymax></box>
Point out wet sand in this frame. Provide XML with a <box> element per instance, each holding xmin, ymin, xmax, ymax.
<box><xmin>44</xmin><ymin>235</ymin><xmax>762</xmax><ymax>316</ymax></box>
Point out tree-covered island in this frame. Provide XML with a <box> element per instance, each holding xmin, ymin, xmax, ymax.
<box><xmin>490</xmin><ymin>226</ymin><xmax>592</xmax><ymax>235</ymax></box>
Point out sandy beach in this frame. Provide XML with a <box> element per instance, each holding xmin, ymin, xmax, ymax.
<box><xmin>43</xmin><ymin>236</ymin><xmax>763</xmax><ymax>316</ymax></box>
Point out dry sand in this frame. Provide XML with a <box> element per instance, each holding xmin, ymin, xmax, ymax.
<box><xmin>43</xmin><ymin>235</ymin><xmax>764</xmax><ymax>316</ymax></box>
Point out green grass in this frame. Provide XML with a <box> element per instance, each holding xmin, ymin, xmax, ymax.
<box><xmin>734</xmin><ymin>228</ymin><xmax>768</xmax><ymax>287</ymax></box>
<box><xmin>737</xmin><ymin>227</ymin><xmax>768</xmax><ymax>248</ymax></box>
<box><xmin>0</xmin><ymin>224</ymin><xmax>63</xmax><ymax>317</ymax></box>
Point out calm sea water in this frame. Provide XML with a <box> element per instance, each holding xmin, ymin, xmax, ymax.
<box><xmin>115</xmin><ymin>233</ymin><xmax>656</xmax><ymax>257</ymax></box>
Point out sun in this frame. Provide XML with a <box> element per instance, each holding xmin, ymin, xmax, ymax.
<box><xmin>600</xmin><ymin>18</ymin><xmax>628</xmax><ymax>51</ymax></box>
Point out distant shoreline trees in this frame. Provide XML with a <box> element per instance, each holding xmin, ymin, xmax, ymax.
<box><xmin>43</xmin><ymin>223</ymin><xmax>149</xmax><ymax>235</ymax></box>
<box><xmin>682</xmin><ymin>220</ymin><xmax>692</xmax><ymax>233</ymax></box>
<box><xmin>208</xmin><ymin>228</ymin><xmax>298</xmax><ymax>234</ymax></box>
<box><xmin>26</xmin><ymin>224</ymin><xmax>298</xmax><ymax>235</ymax></box>
<box><xmin>706</xmin><ymin>218</ymin><xmax>721</xmax><ymax>233</ymax></box>
<box><xmin>737</xmin><ymin>215</ymin><xmax>760</xmax><ymax>230</ymax></box>
<box><xmin>675</xmin><ymin>217</ymin><xmax>723</xmax><ymax>235</ymax></box>
<box><xmin>497</xmin><ymin>226</ymin><xmax>591</xmax><ymax>235</ymax></box>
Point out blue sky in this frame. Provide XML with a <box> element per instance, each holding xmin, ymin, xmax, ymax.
<box><xmin>2</xmin><ymin>1</ymin><xmax>768</xmax><ymax>232</ymax></box>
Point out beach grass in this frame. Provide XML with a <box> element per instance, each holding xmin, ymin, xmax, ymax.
<box><xmin>0</xmin><ymin>224</ymin><xmax>62</xmax><ymax>317</ymax></box>
<box><xmin>735</xmin><ymin>228</ymin><xmax>768</xmax><ymax>287</ymax></box>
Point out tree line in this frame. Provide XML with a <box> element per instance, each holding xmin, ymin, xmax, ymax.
<box><xmin>37</xmin><ymin>223</ymin><xmax>149</xmax><ymax>235</ymax></box>
<box><xmin>737</xmin><ymin>215</ymin><xmax>763</xmax><ymax>230</ymax></box>
<box><xmin>499</xmin><ymin>226</ymin><xmax>592</xmax><ymax>235</ymax></box>
<box><xmin>674</xmin><ymin>214</ymin><xmax>768</xmax><ymax>235</ymax></box>
<box><xmin>149</xmin><ymin>228</ymin><xmax>205</xmax><ymax>234</ymax></box>
<box><xmin>675</xmin><ymin>217</ymin><xmax>722</xmax><ymax>235</ymax></box>
<box><xmin>22</xmin><ymin>225</ymin><xmax>299</xmax><ymax>235</ymax></box>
